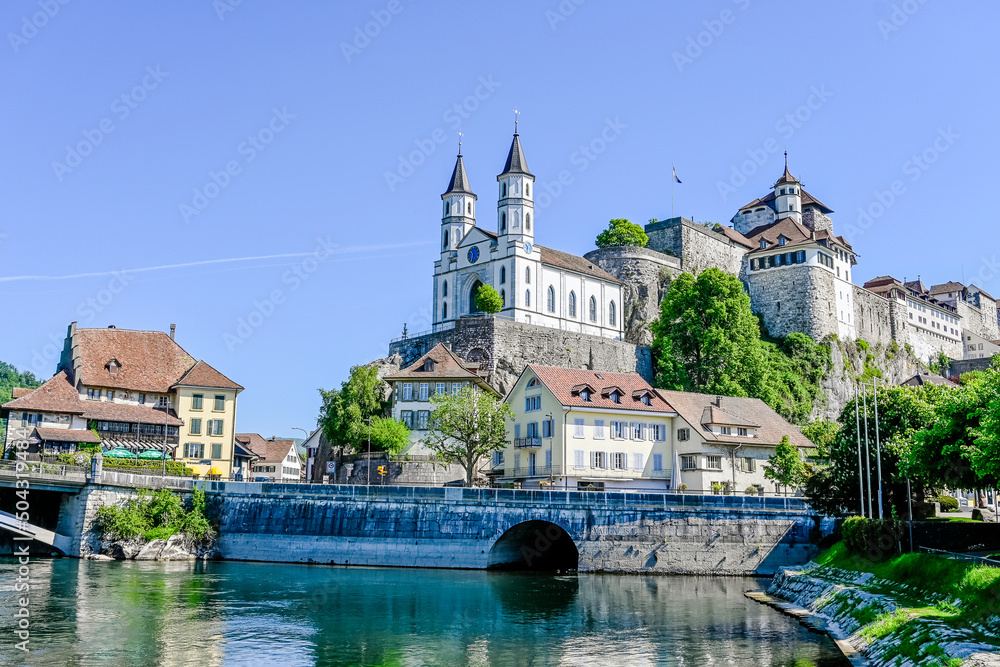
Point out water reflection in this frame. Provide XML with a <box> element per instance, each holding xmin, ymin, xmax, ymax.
<box><xmin>0</xmin><ymin>558</ymin><xmax>847</xmax><ymax>666</ymax></box>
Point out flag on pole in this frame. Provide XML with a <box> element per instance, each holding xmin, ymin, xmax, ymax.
<box><xmin>672</xmin><ymin>166</ymin><xmax>682</xmax><ymax>184</ymax></box>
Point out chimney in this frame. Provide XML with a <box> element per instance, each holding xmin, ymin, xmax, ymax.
<box><xmin>169</xmin><ymin>324</ymin><xmax>176</xmax><ymax>340</ymax></box>
<box><xmin>716</xmin><ymin>395</ymin><xmax>723</xmax><ymax>408</ymax></box>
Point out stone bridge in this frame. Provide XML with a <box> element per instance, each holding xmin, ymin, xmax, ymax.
<box><xmin>0</xmin><ymin>468</ymin><xmax>826</xmax><ymax>574</ymax></box>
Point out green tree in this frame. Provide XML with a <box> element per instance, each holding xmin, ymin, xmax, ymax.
<box><xmin>764</xmin><ymin>435</ymin><xmax>806</xmax><ymax>493</ymax></box>
<box><xmin>965</xmin><ymin>363</ymin><xmax>1000</xmax><ymax>482</ymax></box>
<box><xmin>318</xmin><ymin>364</ymin><xmax>401</xmax><ymax>454</ymax></box>
<box><xmin>475</xmin><ymin>284</ymin><xmax>504</xmax><ymax>315</ymax></box>
<box><xmin>422</xmin><ymin>386</ymin><xmax>513</xmax><ymax>486</ymax></box>
<box><xmin>760</xmin><ymin>332</ymin><xmax>831</xmax><ymax>424</ymax></box>
<box><xmin>595</xmin><ymin>218</ymin><xmax>649</xmax><ymax>249</ymax></box>
<box><xmin>804</xmin><ymin>384</ymin><xmax>940</xmax><ymax>516</ymax></box>
<box><xmin>368</xmin><ymin>416</ymin><xmax>410</xmax><ymax>456</ymax></box>
<box><xmin>0</xmin><ymin>361</ymin><xmax>41</xmax><ymax>450</ymax></box>
<box><xmin>650</xmin><ymin>268</ymin><xmax>767</xmax><ymax>398</ymax></box>
<box><xmin>801</xmin><ymin>420</ymin><xmax>840</xmax><ymax>459</ymax></box>
<box><xmin>930</xmin><ymin>351</ymin><xmax>951</xmax><ymax>377</ymax></box>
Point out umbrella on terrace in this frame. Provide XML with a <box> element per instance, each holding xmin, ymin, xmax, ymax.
<box><xmin>103</xmin><ymin>447</ymin><xmax>136</xmax><ymax>458</ymax></box>
<box><xmin>137</xmin><ymin>449</ymin><xmax>167</xmax><ymax>460</ymax></box>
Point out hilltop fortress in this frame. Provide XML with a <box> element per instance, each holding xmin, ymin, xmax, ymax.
<box><xmin>389</xmin><ymin>130</ymin><xmax>1000</xmax><ymax>418</ymax></box>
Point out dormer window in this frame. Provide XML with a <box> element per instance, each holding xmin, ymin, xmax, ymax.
<box><xmin>778</xmin><ymin>236</ymin><xmax>786</xmax><ymax>247</ymax></box>
<box><xmin>759</xmin><ymin>240</ymin><xmax>767</xmax><ymax>249</ymax></box>
<box><xmin>422</xmin><ymin>359</ymin><xmax>435</xmax><ymax>372</ymax></box>
<box><xmin>641</xmin><ymin>394</ymin><xmax>651</xmax><ymax>406</ymax></box>
<box><xmin>106</xmin><ymin>359</ymin><xmax>121</xmax><ymax>376</ymax></box>
<box><xmin>580</xmin><ymin>389</ymin><xmax>591</xmax><ymax>402</ymax></box>
<box><xmin>610</xmin><ymin>393</ymin><xmax>621</xmax><ymax>404</ymax></box>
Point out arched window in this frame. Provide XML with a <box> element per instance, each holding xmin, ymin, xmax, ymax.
<box><xmin>609</xmin><ymin>301</ymin><xmax>616</xmax><ymax>326</ymax></box>
<box><xmin>469</xmin><ymin>280</ymin><xmax>484</xmax><ymax>314</ymax></box>
<box><xmin>525</xmin><ymin>289</ymin><xmax>531</xmax><ymax>307</ymax></box>
<box><xmin>568</xmin><ymin>291</ymin><xmax>577</xmax><ymax>317</ymax></box>
<box><xmin>443</xmin><ymin>231</ymin><xmax>449</xmax><ymax>249</ymax></box>
<box><xmin>589</xmin><ymin>296</ymin><xmax>597</xmax><ymax>322</ymax></box>
<box><xmin>442</xmin><ymin>281</ymin><xmax>448</xmax><ymax>297</ymax></box>
<box><xmin>526</xmin><ymin>212</ymin><xmax>531</xmax><ymax>231</ymax></box>
<box><xmin>500</xmin><ymin>266</ymin><xmax>506</xmax><ymax>284</ymax></box>
<box><xmin>467</xmin><ymin>202</ymin><xmax>471</xmax><ymax>215</ymax></box>
<box><xmin>526</xmin><ymin>183</ymin><xmax>530</xmax><ymax>196</ymax></box>
<box><xmin>501</xmin><ymin>213</ymin><xmax>506</xmax><ymax>234</ymax></box>
<box><xmin>445</xmin><ymin>201</ymin><xmax>450</xmax><ymax>215</ymax></box>
<box><xmin>547</xmin><ymin>286</ymin><xmax>555</xmax><ymax>312</ymax></box>
<box><xmin>442</xmin><ymin>302</ymin><xmax>448</xmax><ymax>319</ymax></box>
<box><xmin>525</xmin><ymin>267</ymin><xmax>531</xmax><ymax>284</ymax></box>
<box><xmin>500</xmin><ymin>289</ymin><xmax>506</xmax><ymax>307</ymax></box>
<box><xmin>501</xmin><ymin>183</ymin><xmax>507</xmax><ymax>198</ymax></box>
<box><xmin>513</xmin><ymin>211</ymin><xmax>519</xmax><ymax>228</ymax></box>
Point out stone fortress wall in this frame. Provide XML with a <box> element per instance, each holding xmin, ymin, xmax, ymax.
<box><xmin>389</xmin><ymin>316</ymin><xmax>652</xmax><ymax>396</ymax></box>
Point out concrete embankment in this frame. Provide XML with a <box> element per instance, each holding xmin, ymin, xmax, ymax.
<box><xmin>759</xmin><ymin>562</ymin><xmax>1000</xmax><ymax>666</ymax></box>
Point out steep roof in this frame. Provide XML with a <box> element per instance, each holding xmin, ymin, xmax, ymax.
<box><xmin>700</xmin><ymin>405</ymin><xmax>760</xmax><ymax>428</ymax></box>
<box><xmin>743</xmin><ymin>217</ymin><xmax>852</xmax><ymax>255</ymax></box>
<box><xmin>34</xmin><ymin>427</ymin><xmax>101</xmax><ymax>444</ymax></box>
<box><xmin>656</xmin><ymin>389</ymin><xmax>814</xmax><ymax>449</ymax></box>
<box><xmin>716</xmin><ymin>225</ymin><xmax>755</xmax><ymax>249</ymax></box>
<box><xmin>523</xmin><ymin>365</ymin><xmax>677</xmax><ymax>414</ymax></box>
<box><xmin>1</xmin><ymin>371</ymin><xmax>84</xmax><ymax>414</ymax></box>
<box><xmin>173</xmin><ymin>360</ymin><xmax>243</xmax><ymax>391</ymax></box>
<box><xmin>443</xmin><ymin>153</ymin><xmax>475</xmax><ymax>196</ymax></box>
<box><xmin>539</xmin><ymin>246</ymin><xmax>621</xmax><ymax>283</ymax></box>
<box><xmin>929</xmin><ymin>281</ymin><xmax>966</xmax><ymax>296</ymax></box>
<box><xmin>774</xmin><ymin>162</ymin><xmax>800</xmax><ymax>186</ymax></box>
<box><xmin>235</xmin><ymin>433</ymin><xmax>297</xmax><ymax>464</ymax></box>
<box><xmin>384</xmin><ymin>343</ymin><xmax>494</xmax><ymax>389</ymax></box>
<box><xmin>11</xmin><ymin>388</ymin><xmax>32</xmax><ymax>399</ymax></box>
<box><xmin>900</xmin><ymin>372</ymin><xmax>956</xmax><ymax>387</ymax></box>
<box><xmin>499</xmin><ymin>133</ymin><xmax>532</xmax><ymax>177</ymax></box>
<box><xmin>72</xmin><ymin>328</ymin><xmax>196</xmax><ymax>393</ymax></box>
<box><xmin>737</xmin><ymin>187</ymin><xmax>834</xmax><ymax>217</ymax></box>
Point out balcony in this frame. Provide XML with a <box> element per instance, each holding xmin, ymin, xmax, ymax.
<box><xmin>513</xmin><ymin>437</ymin><xmax>541</xmax><ymax>449</ymax></box>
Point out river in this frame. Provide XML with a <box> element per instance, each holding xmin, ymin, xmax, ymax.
<box><xmin>0</xmin><ymin>558</ymin><xmax>848</xmax><ymax>666</ymax></box>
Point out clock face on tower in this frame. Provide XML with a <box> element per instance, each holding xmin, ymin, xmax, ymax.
<box><xmin>467</xmin><ymin>246</ymin><xmax>480</xmax><ymax>263</ymax></box>
<box><xmin>524</xmin><ymin>242</ymin><xmax>533</xmax><ymax>254</ymax></box>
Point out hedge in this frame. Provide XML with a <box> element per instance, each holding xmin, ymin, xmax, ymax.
<box><xmin>103</xmin><ymin>457</ymin><xmax>194</xmax><ymax>476</ymax></box>
<box><xmin>842</xmin><ymin>516</ymin><xmax>905</xmax><ymax>560</ymax></box>
<box><xmin>935</xmin><ymin>495</ymin><xmax>959</xmax><ymax>512</ymax></box>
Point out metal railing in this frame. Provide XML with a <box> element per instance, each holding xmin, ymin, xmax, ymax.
<box><xmin>513</xmin><ymin>437</ymin><xmax>541</xmax><ymax>449</ymax></box>
<box><xmin>0</xmin><ymin>459</ymin><xmax>87</xmax><ymax>477</ymax></box>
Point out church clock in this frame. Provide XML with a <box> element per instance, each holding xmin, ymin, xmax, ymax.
<box><xmin>467</xmin><ymin>246</ymin><xmax>480</xmax><ymax>263</ymax></box>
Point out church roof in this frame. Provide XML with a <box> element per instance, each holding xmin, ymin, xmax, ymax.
<box><xmin>442</xmin><ymin>153</ymin><xmax>475</xmax><ymax>197</ymax></box>
<box><xmin>499</xmin><ymin>133</ymin><xmax>532</xmax><ymax>177</ymax></box>
<box><xmin>538</xmin><ymin>245</ymin><xmax>621</xmax><ymax>283</ymax></box>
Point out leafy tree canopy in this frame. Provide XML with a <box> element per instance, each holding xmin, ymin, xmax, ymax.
<box><xmin>801</xmin><ymin>420</ymin><xmax>840</xmax><ymax>459</ymax></box>
<box><xmin>764</xmin><ymin>435</ymin><xmax>807</xmax><ymax>489</ymax></box>
<box><xmin>0</xmin><ymin>361</ymin><xmax>41</xmax><ymax>448</ymax></box>
<box><xmin>475</xmin><ymin>284</ymin><xmax>504</xmax><ymax>315</ymax></box>
<box><xmin>318</xmin><ymin>365</ymin><xmax>405</xmax><ymax>454</ymax></box>
<box><xmin>595</xmin><ymin>218</ymin><xmax>649</xmax><ymax>249</ymax></box>
<box><xmin>422</xmin><ymin>387</ymin><xmax>513</xmax><ymax>485</ymax></box>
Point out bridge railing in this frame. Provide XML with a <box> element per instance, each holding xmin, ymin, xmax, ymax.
<box><xmin>0</xmin><ymin>459</ymin><xmax>88</xmax><ymax>478</ymax></box>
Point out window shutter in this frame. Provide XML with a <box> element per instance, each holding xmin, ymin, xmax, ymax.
<box><xmin>590</xmin><ymin>451</ymin><xmax>597</xmax><ymax>468</ymax></box>
<box><xmin>514</xmin><ymin>424</ymin><xmax>521</xmax><ymax>439</ymax></box>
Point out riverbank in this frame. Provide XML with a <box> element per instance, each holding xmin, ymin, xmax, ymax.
<box><xmin>760</xmin><ymin>543</ymin><xmax>1000</xmax><ymax>666</ymax></box>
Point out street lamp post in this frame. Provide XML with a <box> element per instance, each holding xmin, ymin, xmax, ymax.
<box><xmin>365</xmin><ymin>417</ymin><xmax>372</xmax><ymax>487</ymax></box>
<box><xmin>291</xmin><ymin>426</ymin><xmax>308</xmax><ymax>483</ymax></box>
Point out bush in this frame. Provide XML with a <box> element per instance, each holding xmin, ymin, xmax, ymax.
<box><xmin>842</xmin><ymin>516</ymin><xmax>904</xmax><ymax>560</ymax></box>
<box><xmin>95</xmin><ymin>488</ymin><xmax>215</xmax><ymax>543</ymax></box>
<box><xmin>935</xmin><ymin>495</ymin><xmax>959</xmax><ymax>512</ymax></box>
<box><xmin>745</xmin><ymin>485</ymin><xmax>759</xmax><ymax>495</ymax></box>
<box><xmin>103</xmin><ymin>457</ymin><xmax>193</xmax><ymax>476</ymax></box>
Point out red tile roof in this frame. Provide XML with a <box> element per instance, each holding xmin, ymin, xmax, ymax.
<box><xmin>743</xmin><ymin>217</ymin><xmax>853</xmax><ymax>255</ymax></box>
<box><xmin>385</xmin><ymin>343</ymin><xmax>492</xmax><ymax>385</ymax></box>
<box><xmin>73</xmin><ymin>328</ymin><xmax>196</xmax><ymax>393</ymax></box>
<box><xmin>523</xmin><ymin>365</ymin><xmax>676</xmax><ymax>414</ymax></box>
<box><xmin>656</xmin><ymin>389</ymin><xmax>814</xmax><ymax>449</ymax></box>
<box><xmin>11</xmin><ymin>388</ymin><xmax>32</xmax><ymax>399</ymax></box>
<box><xmin>80</xmin><ymin>401</ymin><xmax>183</xmax><ymax>426</ymax></box>
<box><xmin>235</xmin><ymin>433</ymin><xmax>297</xmax><ymax>464</ymax></box>
<box><xmin>2</xmin><ymin>372</ymin><xmax>85</xmax><ymax>414</ymax></box>
<box><xmin>173</xmin><ymin>360</ymin><xmax>243</xmax><ymax>390</ymax></box>
<box><xmin>34</xmin><ymin>427</ymin><xmax>101</xmax><ymax>444</ymax></box>
<box><xmin>737</xmin><ymin>187</ymin><xmax>834</xmax><ymax>216</ymax></box>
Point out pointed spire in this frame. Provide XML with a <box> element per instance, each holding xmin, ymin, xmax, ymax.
<box><xmin>499</xmin><ymin>132</ymin><xmax>532</xmax><ymax>178</ymax></box>
<box><xmin>774</xmin><ymin>151</ymin><xmax>799</xmax><ymax>186</ymax></box>
<box><xmin>443</xmin><ymin>151</ymin><xmax>474</xmax><ymax>196</ymax></box>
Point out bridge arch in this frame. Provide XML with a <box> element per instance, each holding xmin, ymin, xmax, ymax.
<box><xmin>487</xmin><ymin>520</ymin><xmax>579</xmax><ymax>571</ymax></box>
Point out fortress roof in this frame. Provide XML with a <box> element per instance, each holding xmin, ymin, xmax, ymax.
<box><xmin>742</xmin><ymin>217</ymin><xmax>852</xmax><ymax>255</ymax></box>
<box><xmin>929</xmin><ymin>281</ymin><xmax>966</xmax><ymax>296</ymax></box>
<box><xmin>736</xmin><ymin>187</ymin><xmax>833</xmax><ymax>217</ymax></box>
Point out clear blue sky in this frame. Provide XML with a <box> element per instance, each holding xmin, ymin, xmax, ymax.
<box><xmin>2</xmin><ymin>1</ymin><xmax>997</xmax><ymax>438</ymax></box>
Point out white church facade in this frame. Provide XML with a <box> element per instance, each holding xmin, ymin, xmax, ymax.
<box><xmin>432</xmin><ymin>128</ymin><xmax>624</xmax><ymax>340</ymax></box>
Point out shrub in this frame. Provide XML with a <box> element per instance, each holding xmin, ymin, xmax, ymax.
<box><xmin>677</xmin><ymin>483</ymin><xmax>688</xmax><ymax>493</ymax></box>
<box><xmin>935</xmin><ymin>495</ymin><xmax>959</xmax><ymax>512</ymax></box>
<box><xmin>95</xmin><ymin>488</ymin><xmax>215</xmax><ymax>544</ymax></box>
<box><xmin>745</xmin><ymin>485</ymin><xmax>759</xmax><ymax>495</ymax></box>
<box><xmin>842</xmin><ymin>516</ymin><xmax>904</xmax><ymax>560</ymax></box>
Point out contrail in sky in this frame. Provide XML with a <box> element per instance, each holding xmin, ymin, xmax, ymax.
<box><xmin>0</xmin><ymin>241</ymin><xmax>430</xmax><ymax>283</ymax></box>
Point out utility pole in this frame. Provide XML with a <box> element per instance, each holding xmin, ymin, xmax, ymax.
<box><xmin>366</xmin><ymin>417</ymin><xmax>372</xmax><ymax>487</ymax></box>
<box><xmin>855</xmin><ymin>383</ymin><xmax>865</xmax><ymax>517</ymax></box>
<box><xmin>873</xmin><ymin>379</ymin><xmax>884</xmax><ymax>520</ymax></box>
<box><xmin>862</xmin><ymin>383</ymin><xmax>873</xmax><ymax>519</ymax></box>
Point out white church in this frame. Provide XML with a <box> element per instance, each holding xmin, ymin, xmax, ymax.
<box><xmin>432</xmin><ymin>126</ymin><xmax>624</xmax><ymax>339</ymax></box>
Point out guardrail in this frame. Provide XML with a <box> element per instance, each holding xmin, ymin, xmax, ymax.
<box><xmin>919</xmin><ymin>546</ymin><xmax>1000</xmax><ymax>568</ymax></box>
<box><xmin>0</xmin><ymin>459</ymin><xmax>87</xmax><ymax>477</ymax></box>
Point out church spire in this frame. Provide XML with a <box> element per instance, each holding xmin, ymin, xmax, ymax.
<box><xmin>443</xmin><ymin>151</ymin><xmax>474</xmax><ymax>196</ymax></box>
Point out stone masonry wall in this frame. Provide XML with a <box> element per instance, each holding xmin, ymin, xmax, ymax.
<box><xmin>748</xmin><ymin>265</ymin><xmax>838</xmax><ymax>341</ymax></box>
<box><xmin>851</xmin><ymin>285</ymin><xmax>896</xmax><ymax>348</ymax></box>
<box><xmin>958</xmin><ymin>300</ymin><xmax>1000</xmax><ymax>342</ymax></box>
<box><xmin>645</xmin><ymin>217</ymin><xmax>747</xmax><ymax>276</ymax></box>
<box><xmin>389</xmin><ymin>317</ymin><xmax>652</xmax><ymax>396</ymax></box>
<box><xmin>584</xmin><ymin>246</ymin><xmax>681</xmax><ymax>346</ymax></box>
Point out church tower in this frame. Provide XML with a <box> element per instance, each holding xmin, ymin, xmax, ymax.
<box><xmin>497</xmin><ymin>119</ymin><xmax>535</xmax><ymax>245</ymax></box>
<box><xmin>441</xmin><ymin>141</ymin><xmax>476</xmax><ymax>254</ymax></box>
<box><xmin>773</xmin><ymin>152</ymin><xmax>802</xmax><ymax>224</ymax></box>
